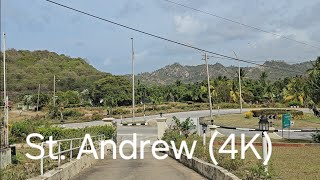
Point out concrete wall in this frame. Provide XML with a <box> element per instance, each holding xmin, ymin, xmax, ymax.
<box><xmin>0</xmin><ymin>148</ymin><xmax>11</xmax><ymax>169</ymax></box>
<box><xmin>167</xmin><ymin>148</ymin><xmax>240</xmax><ymax>180</ymax></box>
<box><xmin>28</xmin><ymin>148</ymin><xmax>104</xmax><ymax>180</ymax></box>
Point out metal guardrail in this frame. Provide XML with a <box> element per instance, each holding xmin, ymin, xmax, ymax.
<box><xmin>40</xmin><ymin>134</ymin><xmax>105</xmax><ymax>176</ymax></box>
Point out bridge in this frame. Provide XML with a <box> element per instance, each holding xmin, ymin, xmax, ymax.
<box><xmin>71</xmin><ymin>126</ymin><xmax>205</xmax><ymax>180</ymax></box>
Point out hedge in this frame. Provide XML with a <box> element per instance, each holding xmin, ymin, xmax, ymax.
<box><xmin>251</xmin><ymin>109</ymin><xmax>303</xmax><ymax>117</ymax></box>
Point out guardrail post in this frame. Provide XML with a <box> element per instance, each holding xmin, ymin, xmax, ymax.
<box><xmin>58</xmin><ymin>141</ymin><xmax>61</xmax><ymax>166</ymax></box>
<box><xmin>40</xmin><ymin>156</ymin><xmax>44</xmax><ymax>176</ymax></box>
<box><xmin>70</xmin><ymin>140</ymin><xmax>73</xmax><ymax>161</ymax></box>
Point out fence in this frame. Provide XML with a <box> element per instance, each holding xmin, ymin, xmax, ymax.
<box><xmin>40</xmin><ymin>134</ymin><xmax>105</xmax><ymax>176</ymax></box>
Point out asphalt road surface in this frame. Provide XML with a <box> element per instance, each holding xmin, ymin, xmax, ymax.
<box><xmin>71</xmin><ymin>144</ymin><xmax>205</xmax><ymax>180</ymax></box>
<box><xmin>62</xmin><ymin>108</ymin><xmax>314</xmax><ymax>140</ymax></box>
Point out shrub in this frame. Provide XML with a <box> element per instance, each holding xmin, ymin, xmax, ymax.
<box><xmin>10</xmin><ymin>119</ymin><xmax>116</xmax><ymax>143</ymax></box>
<box><xmin>10</xmin><ymin>120</ymin><xmax>37</xmax><ymax>143</ymax></box>
<box><xmin>288</xmin><ymin>100</ymin><xmax>301</xmax><ymax>107</ymax></box>
<box><xmin>244</xmin><ymin>111</ymin><xmax>254</xmax><ymax>119</ymax></box>
<box><xmin>62</xmin><ymin>109</ymin><xmax>84</xmax><ymax>117</ymax></box>
<box><xmin>162</xmin><ymin>129</ymin><xmax>184</xmax><ymax>143</ymax></box>
<box><xmin>92</xmin><ymin>113</ymin><xmax>104</xmax><ymax>120</ymax></box>
<box><xmin>244</xmin><ymin>163</ymin><xmax>273</xmax><ymax>180</ymax></box>
<box><xmin>311</xmin><ymin>131</ymin><xmax>320</xmax><ymax>143</ymax></box>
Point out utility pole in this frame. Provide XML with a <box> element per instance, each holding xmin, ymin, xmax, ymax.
<box><xmin>232</xmin><ymin>51</ymin><xmax>242</xmax><ymax>113</ymax></box>
<box><xmin>37</xmin><ymin>84</ymin><xmax>41</xmax><ymax>112</ymax></box>
<box><xmin>2</xmin><ymin>32</ymin><xmax>9</xmax><ymax>147</ymax></box>
<box><xmin>53</xmin><ymin>75</ymin><xmax>56</xmax><ymax>107</ymax></box>
<box><xmin>203</xmin><ymin>53</ymin><xmax>213</xmax><ymax>120</ymax></box>
<box><xmin>131</xmin><ymin>38</ymin><xmax>135</xmax><ymax>124</ymax></box>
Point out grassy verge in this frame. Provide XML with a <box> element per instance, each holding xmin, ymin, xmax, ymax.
<box><xmin>214</xmin><ymin>113</ymin><xmax>320</xmax><ymax>129</ymax></box>
<box><xmin>162</xmin><ymin>130</ymin><xmax>320</xmax><ymax>180</ymax></box>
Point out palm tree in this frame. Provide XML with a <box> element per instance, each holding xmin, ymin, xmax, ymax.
<box><xmin>260</xmin><ymin>72</ymin><xmax>268</xmax><ymax>85</ymax></box>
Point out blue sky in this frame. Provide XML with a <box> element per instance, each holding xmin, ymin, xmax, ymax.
<box><xmin>1</xmin><ymin>0</ymin><xmax>320</xmax><ymax>74</ymax></box>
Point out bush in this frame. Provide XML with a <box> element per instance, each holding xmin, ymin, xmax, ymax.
<box><xmin>10</xmin><ymin>119</ymin><xmax>116</xmax><ymax>143</ymax></box>
<box><xmin>288</xmin><ymin>100</ymin><xmax>301</xmax><ymax>107</ymax></box>
<box><xmin>311</xmin><ymin>131</ymin><xmax>320</xmax><ymax>143</ymax></box>
<box><xmin>251</xmin><ymin>109</ymin><xmax>303</xmax><ymax>117</ymax></box>
<box><xmin>62</xmin><ymin>109</ymin><xmax>84</xmax><ymax>117</ymax></box>
<box><xmin>162</xmin><ymin>129</ymin><xmax>184</xmax><ymax>143</ymax></box>
<box><xmin>244</xmin><ymin>111</ymin><xmax>254</xmax><ymax>119</ymax></box>
<box><xmin>244</xmin><ymin>163</ymin><xmax>273</xmax><ymax>180</ymax></box>
<box><xmin>92</xmin><ymin>113</ymin><xmax>104</xmax><ymax>120</ymax></box>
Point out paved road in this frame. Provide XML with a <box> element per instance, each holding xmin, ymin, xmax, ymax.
<box><xmin>71</xmin><ymin>126</ymin><xmax>205</xmax><ymax>180</ymax></box>
<box><xmin>61</xmin><ymin>108</ymin><xmax>247</xmax><ymax>128</ymax></box>
<box><xmin>71</xmin><ymin>149</ymin><xmax>205</xmax><ymax>180</ymax></box>
<box><xmin>62</xmin><ymin>108</ymin><xmax>314</xmax><ymax>139</ymax></box>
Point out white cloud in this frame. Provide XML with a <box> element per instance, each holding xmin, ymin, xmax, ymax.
<box><xmin>174</xmin><ymin>15</ymin><xmax>207</xmax><ymax>34</ymax></box>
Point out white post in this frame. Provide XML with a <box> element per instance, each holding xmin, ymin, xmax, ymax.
<box><xmin>70</xmin><ymin>140</ymin><xmax>73</xmax><ymax>161</ymax></box>
<box><xmin>262</xmin><ymin>132</ymin><xmax>268</xmax><ymax>172</ymax></box>
<box><xmin>233</xmin><ymin>51</ymin><xmax>242</xmax><ymax>113</ymax></box>
<box><xmin>58</xmin><ymin>141</ymin><xmax>61</xmax><ymax>166</ymax></box>
<box><xmin>203</xmin><ymin>53</ymin><xmax>213</xmax><ymax>120</ymax></box>
<box><xmin>40</xmin><ymin>156</ymin><xmax>44</xmax><ymax>175</ymax></box>
<box><xmin>203</xmin><ymin>130</ymin><xmax>206</xmax><ymax>146</ymax></box>
<box><xmin>131</xmin><ymin>38</ymin><xmax>135</xmax><ymax>124</ymax></box>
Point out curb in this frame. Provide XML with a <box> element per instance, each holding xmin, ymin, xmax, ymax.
<box><xmin>120</xmin><ymin>122</ymin><xmax>148</xmax><ymax>126</ymax></box>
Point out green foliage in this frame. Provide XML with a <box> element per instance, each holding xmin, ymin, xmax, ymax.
<box><xmin>288</xmin><ymin>100</ymin><xmax>301</xmax><ymax>107</ymax></box>
<box><xmin>1</xmin><ymin>49</ymin><xmax>108</xmax><ymax>102</ymax></box>
<box><xmin>172</xmin><ymin>116</ymin><xmax>195</xmax><ymax>137</ymax></box>
<box><xmin>162</xmin><ymin>129</ymin><xmax>184</xmax><ymax>143</ymax></box>
<box><xmin>92</xmin><ymin>113</ymin><xmax>104</xmax><ymax>121</ymax></box>
<box><xmin>9</xmin><ymin>119</ymin><xmax>115</xmax><ymax>143</ymax></box>
<box><xmin>92</xmin><ymin>75</ymin><xmax>132</xmax><ymax>106</ymax></box>
<box><xmin>307</xmin><ymin>57</ymin><xmax>320</xmax><ymax>104</ymax></box>
<box><xmin>56</xmin><ymin>91</ymin><xmax>81</xmax><ymax>106</ymax></box>
<box><xmin>62</xmin><ymin>109</ymin><xmax>84</xmax><ymax>118</ymax></box>
<box><xmin>243</xmin><ymin>163</ymin><xmax>273</xmax><ymax>180</ymax></box>
<box><xmin>311</xmin><ymin>131</ymin><xmax>320</xmax><ymax>143</ymax></box>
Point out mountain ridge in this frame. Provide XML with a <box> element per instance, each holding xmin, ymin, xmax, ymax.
<box><xmin>134</xmin><ymin>60</ymin><xmax>313</xmax><ymax>85</ymax></box>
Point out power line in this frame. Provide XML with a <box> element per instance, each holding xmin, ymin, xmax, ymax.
<box><xmin>43</xmin><ymin>0</ymin><xmax>306</xmax><ymax>75</ymax></box>
<box><xmin>162</xmin><ymin>0</ymin><xmax>320</xmax><ymax>50</ymax></box>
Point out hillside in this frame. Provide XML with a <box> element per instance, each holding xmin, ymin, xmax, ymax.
<box><xmin>0</xmin><ymin>49</ymin><xmax>109</xmax><ymax>100</ymax></box>
<box><xmin>135</xmin><ymin>61</ymin><xmax>313</xmax><ymax>85</ymax></box>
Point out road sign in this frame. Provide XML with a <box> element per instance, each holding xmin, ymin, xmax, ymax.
<box><xmin>282</xmin><ymin>114</ymin><xmax>291</xmax><ymax>128</ymax></box>
<box><xmin>291</xmin><ymin>121</ymin><xmax>295</xmax><ymax>126</ymax></box>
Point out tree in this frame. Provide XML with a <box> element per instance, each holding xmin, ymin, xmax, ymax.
<box><xmin>91</xmin><ymin>76</ymin><xmax>132</xmax><ymax>106</ymax></box>
<box><xmin>307</xmin><ymin>57</ymin><xmax>320</xmax><ymax>104</ymax></box>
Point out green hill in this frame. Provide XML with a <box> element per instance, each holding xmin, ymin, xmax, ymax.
<box><xmin>0</xmin><ymin>49</ymin><xmax>109</xmax><ymax>101</ymax></box>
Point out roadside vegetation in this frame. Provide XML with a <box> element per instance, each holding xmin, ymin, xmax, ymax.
<box><xmin>0</xmin><ymin>121</ymin><xmax>115</xmax><ymax>180</ymax></box>
<box><xmin>163</xmin><ymin>117</ymin><xmax>320</xmax><ymax>180</ymax></box>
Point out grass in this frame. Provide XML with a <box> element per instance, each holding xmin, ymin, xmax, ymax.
<box><xmin>165</xmin><ymin>133</ymin><xmax>320</xmax><ymax>180</ymax></box>
<box><xmin>214</xmin><ymin>113</ymin><xmax>320</xmax><ymax>129</ymax></box>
